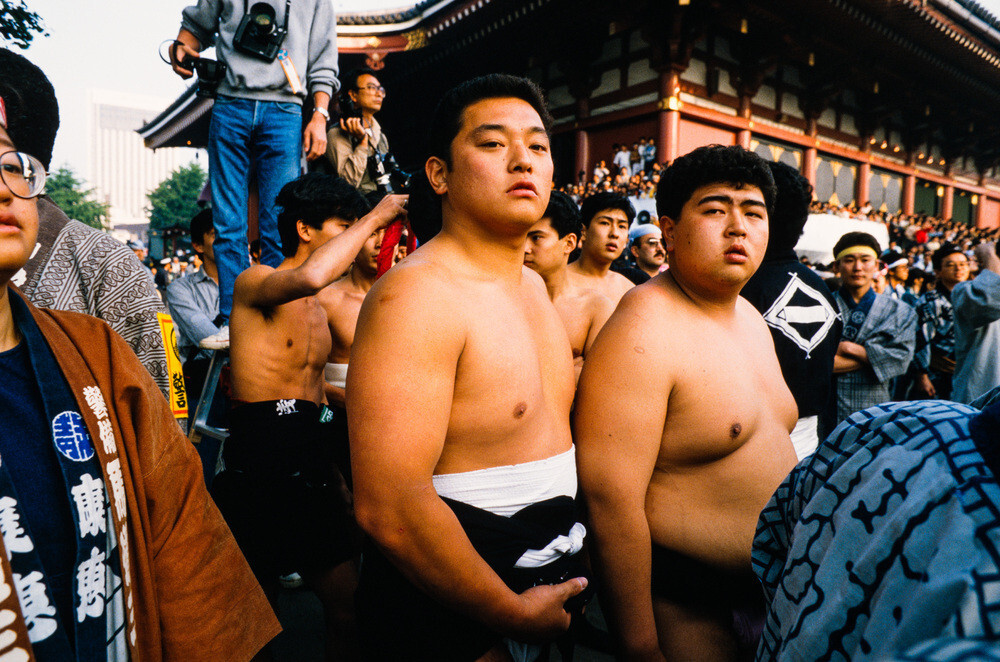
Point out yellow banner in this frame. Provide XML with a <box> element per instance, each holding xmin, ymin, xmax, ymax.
<box><xmin>157</xmin><ymin>312</ymin><xmax>189</xmax><ymax>419</ymax></box>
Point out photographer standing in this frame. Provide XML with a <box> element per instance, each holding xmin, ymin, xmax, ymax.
<box><xmin>326</xmin><ymin>67</ymin><xmax>388</xmax><ymax>196</ymax></box>
<box><xmin>170</xmin><ymin>0</ymin><xmax>338</xmax><ymax>337</ymax></box>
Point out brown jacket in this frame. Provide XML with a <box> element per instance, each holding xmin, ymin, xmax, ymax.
<box><xmin>2</xmin><ymin>288</ymin><xmax>280</xmax><ymax>660</ymax></box>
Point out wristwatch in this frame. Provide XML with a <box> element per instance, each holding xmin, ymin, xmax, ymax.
<box><xmin>313</xmin><ymin>106</ymin><xmax>330</xmax><ymax>121</ymax></box>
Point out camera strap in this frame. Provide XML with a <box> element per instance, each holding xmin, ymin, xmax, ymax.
<box><xmin>243</xmin><ymin>0</ymin><xmax>292</xmax><ymax>33</ymax></box>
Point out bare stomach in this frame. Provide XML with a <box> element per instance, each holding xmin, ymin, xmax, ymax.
<box><xmin>644</xmin><ymin>462</ymin><xmax>789</xmax><ymax>572</ymax></box>
<box><xmin>434</xmin><ymin>414</ymin><xmax>572</xmax><ymax>475</ymax></box>
<box><xmin>230</xmin><ymin>358</ymin><xmax>327</xmax><ymax>405</ymax></box>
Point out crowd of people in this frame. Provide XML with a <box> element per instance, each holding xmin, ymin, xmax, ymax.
<box><xmin>2</xmin><ymin>3</ymin><xmax>1000</xmax><ymax>659</ymax></box>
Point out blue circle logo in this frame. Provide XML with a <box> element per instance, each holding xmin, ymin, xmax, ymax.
<box><xmin>52</xmin><ymin>411</ymin><xmax>95</xmax><ymax>462</ymax></box>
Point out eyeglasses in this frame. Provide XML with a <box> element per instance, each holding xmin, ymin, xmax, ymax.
<box><xmin>1</xmin><ymin>151</ymin><xmax>46</xmax><ymax>199</ymax></box>
<box><xmin>359</xmin><ymin>84</ymin><xmax>386</xmax><ymax>95</ymax></box>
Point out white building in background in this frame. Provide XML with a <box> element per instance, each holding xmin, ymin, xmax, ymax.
<box><xmin>86</xmin><ymin>89</ymin><xmax>205</xmax><ymax>230</ymax></box>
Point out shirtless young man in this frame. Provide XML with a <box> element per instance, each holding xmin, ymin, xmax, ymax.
<box><xmin>316</xmin><ymin>226</ymin><xmax>382</xmax><ymax>487</ymax></box>
<box><xmin>347</xmin><ymin>74</ymin><xmax>589</xmax><ymax>662</ymax></box>
<box><xmin>575</xmin><ymin>145</ymin><xmax>798</xmax><ymax>662</ymax></box>
<box><xmin>567</xmin><ymin>191</ymin><xmax>636</xmax><ymax>305</ymax></box>
<box><xmin>524</xmin><ymin>190</ymin><xmax>614</xmax><ymax>381</ymax></box>
<box><xmin>212</xmin><ymin>173</ymin><xmax>405</xmax><ymax>660</ymax></box>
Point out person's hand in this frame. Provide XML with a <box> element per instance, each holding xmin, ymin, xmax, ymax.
<box><xmin>365</xmin><ymin>194</ymin><xmax>408</xmax><ymax>230</ymax></box>
<box><xmin>302</xmin><ymin>115</ymin><xmax>328</xmax><ymax>161</ymax></box>
<box><xmin>838</xmin><ymin>340</ymin><xmax>864</xmax><ymax>359</ymax></box>
<box><xmin>505</xmin><ymin>577</ymin><xmax>588</xmax><ymax>642</ymax></box>
<box><xmin>914</xmin><ymin>373</ymin><xmax>936</xmax><ymax>399</ymax></box>
<box><xmin>171</xmin><ymin>35</ymin><xmax>200</xmax><ymax>79</ymax></box>
<box><xmin>340</xmin><ymin>117</ymin><xmax>368</xmax><ymax>140</ymax></box>
<box><xmin>973</xmin><ymin>242</ymin><xmax>1000</xmax><ymax>275</ymax></box>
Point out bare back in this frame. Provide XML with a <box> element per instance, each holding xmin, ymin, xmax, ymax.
<box><xmin>229</xmin><ymin>264</ymin><xmax>333</xmax><ymax>404</ymax></box>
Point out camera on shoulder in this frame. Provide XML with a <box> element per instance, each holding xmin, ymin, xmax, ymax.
<box><xmin>234</xmin><ymin>0</ymin><xmax>289</xmax><ymax>62</ymax></box>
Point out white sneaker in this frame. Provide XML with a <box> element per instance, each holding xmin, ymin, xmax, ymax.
<box><xmin>199</xmin><ymin>325</ymin><xmax>230</xmax><ymax>350</ymax></box>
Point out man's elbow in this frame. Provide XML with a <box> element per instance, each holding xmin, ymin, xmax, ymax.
<box><xmin>354</xmin><ymin>494</ymin><xmax>408</xmax><ymax>551</ymax></box>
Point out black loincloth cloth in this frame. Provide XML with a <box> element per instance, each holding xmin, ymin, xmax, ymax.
<box><xmin>356</xmin><ymin>495</ymin><xmax>591</xmax><ymax>662</ymax></box>
<box><xmin>211</xmin><ymin>399</ymin><xmax>356</xmax><ymax>586</ymax></box>
<box><xmin>650</xmin><ymin>543</ymin><xmax>765</xmax><ymax>650</ymax></box>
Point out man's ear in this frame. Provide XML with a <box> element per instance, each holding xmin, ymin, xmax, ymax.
<box><xmin>348</xmin><ymin>89</ymin><xmax>360</xmax><ymax>107</ymax></box>
<box><xmin>630</xmin><ymin>244</ymin><xmax>640</xmax><ymax>259</ymax></box>
<box><xmin>426</xmin><ymin>157</ymin><xmax>448</xmax><ymax>195</ymax></box>
<box><xmin>562</xmin><ymin>232</ymin><xmax>578</xmax><ymax>256</ymax></box>
<box><xmin>660</xmin><ymin>215</ymin><xmax>676</xmax><ymax>252</ymax></box>
<box><xmin>297</xmin><ymin>219</ymin><xmax>312</xmax><ymax>245</ymax></box>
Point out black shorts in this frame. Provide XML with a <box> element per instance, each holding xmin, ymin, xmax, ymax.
<box><xmin>650</xmin><ymin>543</ymin><xmax>765</xmax><ymax>648</ymax></box>
<box><xmin>211</xmin><ymin>400</ymin><xmax>356</xmax><ymax>584</ymax></box>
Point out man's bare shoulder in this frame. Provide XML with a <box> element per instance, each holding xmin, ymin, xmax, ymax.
<box><xmin>736</xmin><ymin>295</ymin><xmax>773</xmax><ymax>337</ymax></box>
<box><xmin>522</xmin><ymin>265</ymin><xmax>549</xmax><ymax>297</ymax></box>
<box><xmin>359</xmin><ymin>249</ymin><xmax>467</xmax><ymax>335</ymax></box>
<box><xmin>607</xmin><ymin>269</ymin><xmax>635</xmax><ymax>291</ymax></box>
<box><xmin>233</xmin><ymin>264</ymin><xmax>277</xmax><ymax>300</ymax></box>
<box><xmin>316</xmin><ymin>274</ymin><xmax>354</xmax><ymax>305</ymax></box>
<box><xmin>592</xmin><ymin>279</ymin><xmax>677</xmax><ymax>357</ymax></box>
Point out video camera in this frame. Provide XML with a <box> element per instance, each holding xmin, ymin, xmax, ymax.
<box><xmin>233</xmin><ymin>0</ymin><xmax>289</xmax><ymax>62</ymax></box>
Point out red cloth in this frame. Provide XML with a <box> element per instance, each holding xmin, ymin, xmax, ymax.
<box><xmin>376</xmin><ymin>219</ymin><xmax>417</xmax><ymax>279</ymax></box>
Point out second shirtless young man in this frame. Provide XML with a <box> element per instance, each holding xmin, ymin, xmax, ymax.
<box><xmin>567</xmin><ymin>191</ymin><xmax>636</xmax><ymax>305</ymax></box>
<box><xmin>348</xmin><ymin>74</ymin><xmax>589</xmax><ymax>661</ymax></box>
<box><xmin>212</xmin><ymin>173</ymin><xmax>405</xmax><ymax>659</ymax></box>
<box><xmin>316</xmin><ymin>226</ymin><xmax>382</xmax><ymax>488</ymax></box>
<box><xmin>576</xmin><ymin>145</ymin><xmax>798</xmax><ymax>661</ymax></box>
<box><xmin>524</xmin><ymin>190</ymin><xmax>614</xmax><ymax>381</ymax></box>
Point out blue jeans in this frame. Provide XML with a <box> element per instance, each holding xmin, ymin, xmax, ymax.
<box><xmin>208</xmin><ymin>95</ymin><xmax>302</xmax><ymax>319</ymax></box>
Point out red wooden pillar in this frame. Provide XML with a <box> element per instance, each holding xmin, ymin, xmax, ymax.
<box><xmin>657</xmin><ymin>69</ymin><xmax>682</xmax><ymax>164</ymax></box>
<box><xmin>802</xmin><ymin>118</ymin><xmax>818</xmax><ymax>187</ymax></box>
<box><xmin>902</xmin><ymin>152</ymin><xmax>916</xmax><ymax>215</ymax></box>
<box><xmin>737</xmin><ymin>95</ymin><xmax>752</xmax><ymax>150</ymax></box>
<box><xmin>942</xmin><ymin>185</ymin><xmax>954</xmax><ymax>220</ymax></box>
<box><xmin>573</xmin><ymin>98</ymin><xmax>590</xmax><ymax>184</ymax></box>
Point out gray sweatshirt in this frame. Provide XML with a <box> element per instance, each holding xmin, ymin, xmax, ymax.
<box><xmin>181</xmin><ymin>0</ymin><xmax>338</xmax><ymax>104</ymax></box>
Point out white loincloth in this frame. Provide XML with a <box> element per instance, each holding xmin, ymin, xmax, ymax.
<box><xmin>791</xmin><ymin>415</ymin><xmax>819</xmax><ymax>460</ymax></box>
<box><xmin>324</xmin><ymin>362</ymin><xmax>348</xmax><ymax>390</ymax></box>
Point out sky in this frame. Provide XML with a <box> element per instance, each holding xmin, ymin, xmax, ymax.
<box><xmin>13</xmin><ymin>0</ymin><xmax>419</xmax><ymax>179</ymax></box>
<box><xmin>11</xmin><ymin>0</ymin><xmax>1000</xmax><ymax>179</ymax></box>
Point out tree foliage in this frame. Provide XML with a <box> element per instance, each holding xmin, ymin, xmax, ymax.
<box><xmin>147</xmin><ymin>162</ymin><xmax>207</xmax><ymax>231</ymax></box>
<box><xmin>45</xmin><ymin>166</ymin><xmax>110</xmax><ymax>230</ymax></box>
<box><xmin>1</xmin><ymin>0</ymin><xmax>47</xmax><ymax>49</ymax></box>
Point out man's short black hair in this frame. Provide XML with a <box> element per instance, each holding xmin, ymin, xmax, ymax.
<box><xmin>655</xmin><ymin>145</ymin><xmax>776</xmax><ymax>223</ymax></box>
<box><xmin>344</xmin><ymin>66</ymin><xmax>380</xmax><ymax>91</ymax></box>
<box><xmin>543</xmin><ymin>191</ymin><xmax>581</xmax><ymax>239</ymax></box>
<box><xmin>189</xmin><ymin>208</ymin><xmax>214</xmax><ymax>247</ymax></box>
<box><xmin>931</xmin><ymin>243</ymin><xmax>965</xmax><ymax>271</ymax></box>
<box><xmin>427</xmin><ymin>74</ymin><xmax>552</xmax><ymax>167</ymax></box>
<box><xmin>833</xmin><ymin>231</ymin><xmax>882</xmax><ymax>259</ymax></box>
<box><xmin>0</xmin><ymin>49</ymin><xmax>60</xmax><ymax>170</ymax></box>
<box><xmin>765</xmin><ymin>161</ymin><xmax>812</xmax><ymax>257</ymax></box>
<box><xmin>580</xmin><ymin>192</ymin><xmax>635</xmax><ymax>229</ymax></box>
<box><xmin>276</xmin><ymin>173</ymin><xmax>371</xmax><ymax>257</ymax></box>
